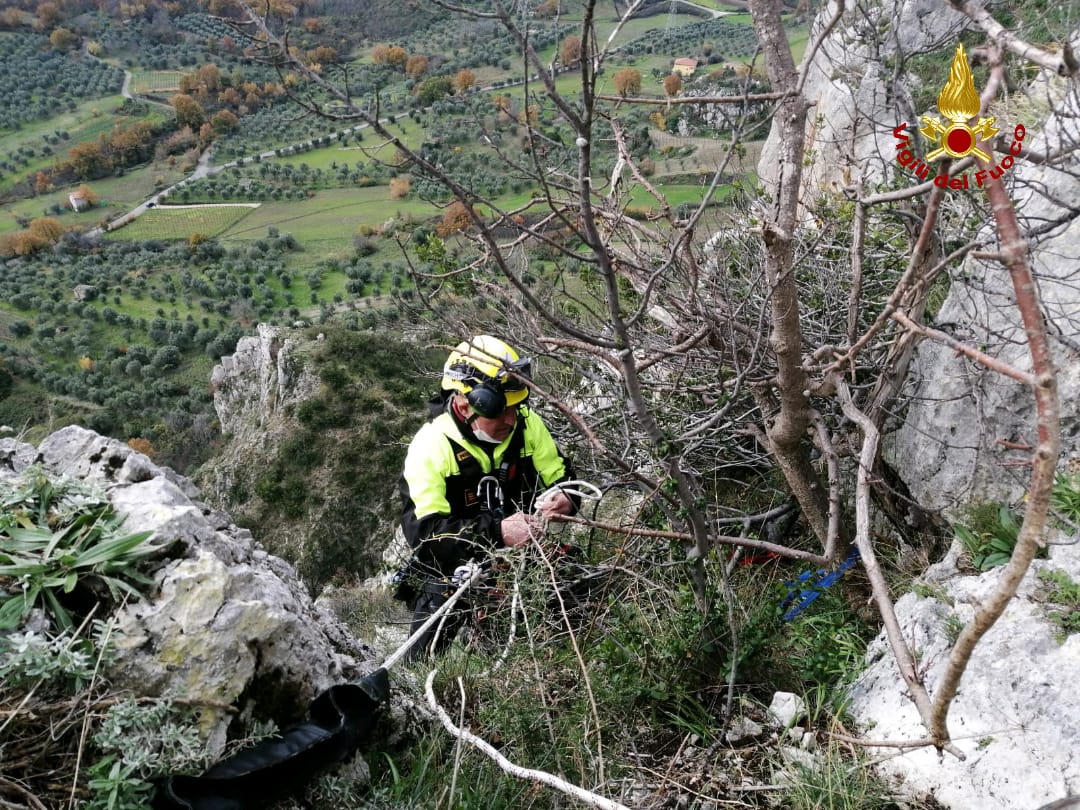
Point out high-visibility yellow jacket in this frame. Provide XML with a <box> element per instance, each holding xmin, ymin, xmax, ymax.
<box><xmin>399</xmin><ymin>404</ymin><xmax>574</xmax><ymax>573</ymax></box>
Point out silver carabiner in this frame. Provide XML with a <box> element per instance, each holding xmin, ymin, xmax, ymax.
<box><xmin>477</xmin><ymin>475</ymin><xmax>504</xmax><ymax>517</ymax></box>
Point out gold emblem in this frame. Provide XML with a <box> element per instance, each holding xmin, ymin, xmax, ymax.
<box><xmin>920</xmin><ymin>43</ymin><xmax>998</xmax><ymax>162</ymax></box>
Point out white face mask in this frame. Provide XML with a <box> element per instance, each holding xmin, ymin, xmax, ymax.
<box><xmin>472</xmin><ymin>426</ymin><xmax>503</xmax><ymax>444</ymax></box>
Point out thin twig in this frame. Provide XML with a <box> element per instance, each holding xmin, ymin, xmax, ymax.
<box><xmin>423</xmin><ymin>670</ymin><xmax>631</xmax><ymax>810</ymax></box>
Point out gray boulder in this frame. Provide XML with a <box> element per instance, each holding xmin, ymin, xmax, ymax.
<box><xmin>2</xmin><ymin>425</ymin><xmax>377</xmax><ymax>758</ymax></box>
<box><xmin>758</xmin><ymin>0</ymin><xmax>967</xmax><ymax>200</ymax></box>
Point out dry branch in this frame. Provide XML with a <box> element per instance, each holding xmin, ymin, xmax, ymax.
<box><xmin>424</xmin><ymin>671</ymin><xmax>631</xmax><ymax>810</ymax></box>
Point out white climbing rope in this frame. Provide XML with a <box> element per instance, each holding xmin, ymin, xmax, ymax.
<box><xmin>381</xmin><ymin>561</ymin><xmax>484</xmax><ymax>671</ymax></box>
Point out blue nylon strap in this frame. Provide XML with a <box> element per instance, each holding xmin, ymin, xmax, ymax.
<box><xmin>781</xmin><ymin>547</ymin><xmax>862</xmax><ymax>621</ymax></box>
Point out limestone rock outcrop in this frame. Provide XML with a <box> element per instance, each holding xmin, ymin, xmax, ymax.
<box><xmin>0</xmin><ymin>425</ymin><xmax>376</xmax><ymax>758</ymax></box>
<box><xmin>759</xmin><ymin>0</ymin><xmax>1080</xmax><ymax>514</ymax></box>
<box><xmin>757</xmin><ymin>0</ymin><xmax>967</xmax><ymax>199</ymax></box>
<box><xmin>847</xmin><ymin>535</ymin><xmax>1080</xmax><ymax>809</ymax></box>
<box><xmin>887</xmin><ymin>67</ymin><xmax>1080</xmax><ymax>512</ymax></box>
<box><xmin>209</xmin><ymin>323</ymin><xmax>320</xmax><ymax>441</ymax></box>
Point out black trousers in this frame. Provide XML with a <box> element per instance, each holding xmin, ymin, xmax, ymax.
<box><xmin>405</xmin><ymin>587</ymin><xmax>470</xmax><ymax>661</ymax></box>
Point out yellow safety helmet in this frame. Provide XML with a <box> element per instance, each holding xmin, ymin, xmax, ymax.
<box><xmin>441</xmin><ymin>335</ymin><xmax>532</xmax><ymax>418</ymax></box>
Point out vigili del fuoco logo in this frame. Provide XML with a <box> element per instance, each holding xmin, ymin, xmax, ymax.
<box><xmin>893</xmin><ymin>43</ymin><xmax>1025</xmax><ymax>189</ymax></box>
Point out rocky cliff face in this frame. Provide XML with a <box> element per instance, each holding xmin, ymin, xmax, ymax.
<box><xmin>210</xmin><ymin>323</ymin><xmax>321</xmax><ymax>440</ymax></box>
<box><xmin>887</xmin><ymin>68</ymin><xmax>1080</xmax><ymax>511</ymax></box>
<box><xmin>755</xmin><ymin>1</ymin><xmax>1080</xmax><ymax>806</ymax></box>
<box><xmin>196</xmin><ymin>325</ymin><xmax>441</xmax><ymax>591</ymax></box>
<box><xmin>758</xmin><ymin>0</ymin><xmax>1080</xmax><ymax>512</ymax></box>
<box><xmin>201</xmin><ymin>323</ymin><xmax>320</xmax><ymax>506</ymax></box>
<box><xmin>757</xmin><ymin>0</ymin><xmax>967</xmax><ymax>199</ymax></box>
<box><xmin>0</xmin><ymin>426</ymin><xmax>377</xmax><ymax>758</ymax></box>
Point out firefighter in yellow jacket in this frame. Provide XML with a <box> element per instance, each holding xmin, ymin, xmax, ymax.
<box><xmin>398</xmin><ymin>335</ymin><xmax>577</xmax><ymax>657</ymax></box>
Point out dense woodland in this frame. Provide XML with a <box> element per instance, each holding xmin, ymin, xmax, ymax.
<box><xmin>1</xmin><ymin>0</ymin><xmax>1079</xmax><ymax>808</ymax></box>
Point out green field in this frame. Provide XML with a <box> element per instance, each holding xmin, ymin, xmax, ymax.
<box><xmin>106</xmin><ymin>205</ymin><xmax>257</xmax><ymax>241</ymax></box>
<box><xmin>0</xmin><ymin>161</ymin><xmax>189</xmax><ymax>235</ymax></box>
<box><xmin>0</xmin><ymin>94</ymin><xmax>149</xmax><ymax>193</ymax></box>
<box><xmin>130</xmin><ymin>70</ymin><xmax>185</xmax><ymax>94</ymax></box>
<box><xmin>273</xmin><ymin>116</ymin><xmax>426</xmax><ymax>169</ymax></box>
<box><xmin>217</xmin><ymin>187</ymin><xmax>441</xmax><ymax>243</ymax></box>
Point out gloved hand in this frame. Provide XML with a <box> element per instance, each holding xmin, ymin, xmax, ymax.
<box><xmin>500</xmin><ymin>512</ymin><xmax>543</xmax><ymax>547</ymax></box>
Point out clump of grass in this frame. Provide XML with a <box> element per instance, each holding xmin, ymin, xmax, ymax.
<box><xmin>1037</xmin><ymin>568</ymin><xmax>1080</xmax><ymax>642</ymax></box>
<box><xmin>954</xmin><ymin>501</ymin><xmax>1026</xmax><ymax>571</ymax></box>
<box><xmin>778</xmin><ymin>739</ymin><xmax>899</xmax><ymax>810</ymax></box>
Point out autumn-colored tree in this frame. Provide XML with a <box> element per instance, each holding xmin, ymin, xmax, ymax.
<box><xmin>373</xmin><ymin>44</ymin><xmax>408</xmax><ymax>68</ymax></box>
<box><xmin>219</xmin><ymin>86</ymin><xmax>242</xmax><ymax>107</ymax></box>
<box><xmin>0</xmin><ymin>8</ymin><xmax>23</xmax><ymax>29</ymax></box>
<box><xmin>171</xmin><ymin>93</ymin><xmax>205</xmax><ymax>129</ymax></box>
<box><xmin>663</xmin><ymin>73</ymin><xmax>682</xmax><ymax>97</ymax></box>
<box><xmin>198</xmin><ymin>122</ymin><xmax>214</xmax><ymax>144</ymax></box>
<box><xmin>560</xmin><ymin>34</ymin><xmax>581</xmax><ymax>66</ymax></box>
<box><xmin>210</xmin><ymin>109</ymin><xmax>239</xmax><ymax>134</ymax></box>
<box><xmin>405</xmin><ymin>55</ymin><xmax>429</xmax><ymax>78</ymax></box>
<box><xmin>303</xmin><ymin>17</ymin><xmax>322</xmax><ymax>33</ymax></box>
<box><xmin>127</xmin><ymin>437</ymin><xmax>156</xmax><ymax>457</ymax></box>
<box><xmin>493</xmin><ymin>94</ymin><xmax>514</xmax><ymax>119</ymax></box>
<box><xmin>267</xmin><ymin>0</ymin><xmax>296</xmax><ymax>17</ymax></box>
<box><xmin>613</xmin><ymin>67</ymin><xmax>641</xmax><ymax>97</ymax></box>
<box><xmin>108</xmin><ymin>120</ymin><xmax>155</xmax><ymax>165</ymax></box>
<box><xmin>197</xmin><ymin>64</ymin><xmax>222</xmax><ymax>93</ymax></box>
<box><xmin>534</xmin><ymin>0</ymin><xmax>560</xmax><ymax>18</ymax></box>
<box><xmin>29</xmin><ymin>217</ymin><xmax>63</xmax><ymax>245</ymax></box>
<box><xmin>66</xmin><ymin>140</ymin><xmax>111</xmax><ymax>179</ymax></box>
<box><xmin>649</xmin><ymin>110</ymin><xmax>667</xmax><ymax>131</ymax></box>
<box><xmin>436</xmin><ymin>201</ymin><xmax>474</xmax><ymax>237</ymax></box>
<box><xmin>35</xmin><ymin>1</ymin><xmax>60</xmax><ymax>30</ymax></box>
<box><xmin>34</xmin><ymin>171</ymin><xmax>52</xmax><ymax>196</ymax></box>
<box><xmin>179</xmin><ymin>73</ymin><xmax>199</xmax><ymax>93</ymax></box>
<box><xmin>75</xmin><ymin>184</ymin><xmax>99</xmax><ymax>206</ymax></box>
<box><xmin>310</xmin><ymin>46</ymin><xmax>339</xmax><ymax>67</ymax></box>
<box><xmin>519</xmin><ymin>104</ymin><xmax>540</xmax><ymax>127</ymax></box>
<box><xmin>0</xmin><ymin>232</ymin><xmax>43</xmax><ymax>257</ymax></box>
<box><xmin>49</xmin><ymin>27</ymin><xmax>78</xmax><ymax>50</ymax></box>
<box><xmin>389</xmin><ymin>176</ymin><xmax>411</xmax><ymax>199</ymax></box>
<box><xmin>78</xmin><ymin>357</ymin><xmax>95</xmax><ymax>372</ymax></box>
<box><xmin>453</xmin><ymin>68</ymin><xmax>476</xmax><ymax>94</ymax></box>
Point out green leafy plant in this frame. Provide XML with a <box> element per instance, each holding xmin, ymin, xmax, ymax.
<box><xmin>954</xmin><ymin>502</ymin><xmax>1023</xmax><ymax>571</ymax></box>
<box><xmin>1037</xmin><ymin>568</ymin><xmax>1080</xmax><ymax>642</ymax></box>
<box><xmin>0</xmin><ymin>467</ymin><xmax>159</xmax><ymax>630</ymax></box>
<box><xmin>0</xmin><ymin>627</ymin><xmax>97</xmax><ymax>691</ymax></box>
<box><xmin>1051</xmin><ymin>472</ymin><xmax>1080</xmax><ymax>529</ymax></box>
<box><xmin>86</xmin><ymin>698</ymin><xmax>207</xmax><ymax>810</ymax></box>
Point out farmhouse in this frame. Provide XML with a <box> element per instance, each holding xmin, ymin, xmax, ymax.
<box><xmin>672</xmin><ymin>57</ymin><xmax>698</xmax><ymax>77</ymax></box>
<box><xmin>69</xmin><ymin>191</ymin><xmax>92</xmax><ymax>212</ymax></box>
